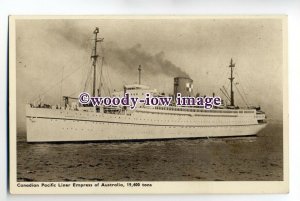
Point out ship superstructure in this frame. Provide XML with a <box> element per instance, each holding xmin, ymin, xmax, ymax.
<box><xmin>25</xmin><ymin>28</ymin><xmax>267</xmax><ymax>142</ymax></box>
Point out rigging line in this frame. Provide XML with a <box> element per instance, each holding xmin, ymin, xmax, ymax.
<box><xmin>219</xmin><ymin>68</ymin><xmax>231</xmax><ymax>98</ymax></box>
<box><xmin>224</xmin><ymin>82</ymin><xmax>232</xmax><ymax>104</ymax></box>
<box><xmin>100</xmin><ymin>43</ymin><xmax>112</xmax><ymax>95</ymax></box>
<box><xmin>68</xmin><ymin>90</ymin><xmax>80</xmax><ymax>98</ymax></box>
<box><xmin>234</xmin><ymin>84</ymin><xmax>248</xmax><ymax>107</ymax></box>
<box><xmin>226</xmin><ymin>81</ymin><xmax>230</xmax><ymax>95</ymax></box>
<box><xmin>30</xmin><ymin>64</ymin><xmax>87</xmax><ymax>102</ymax></box>
<box><xmin>83</xmin><ymin>56</ymin><xmax>95</xmax><ymax>92</ymax></box>
<box><xmin>84</xmin><ymin>75</ymin><xmax>91</xmax><ymax>93</ymax></box>
<box><xmin>222</xmin><ymin>85</ymin><xmax>230</xmax><ymax>99</ymax></box>
<box><xmin>103</xmin><ymin>71</ymin><xmax>110</xmax><ymax>96</ymax></box>
<box><xmin>220</xmin><ymin>88</ymin><xmax>230</xmax><ymax>100</ymax></box>
<box><xmin>75</xmin><ymin>56</ymin><xmax>93</xmax><ymax>95</ymax></box>
<box><xmin>81</xmin><ymin>70</ymin><xmax>91</xmax><ymax>95</ymax></box>
<box><xmin>220</xmin><ymin>88</ymin><xmax>230</xmax><ymax>101</ymax></box>
<box><xmin>235</xmin><ymin>71</ymin><xmax>250</xmax><ymax>104</ymax></box>
<box><xmin>235</xmin><ymin>68</ymin><xmax>253</xmax><ymax>92</ymax></box>
<box><xmin>237</xmin><ymin>73</ymin><xmax>247</xmax><ymax>95</ymax></box>
<box><xmin>29</xmin><ymin>52</ymin><xmax>92</xmax><ymax>102</ymax></box>
<box><xmin>101</xmin><ymin>59</ymin><xmax>112</xmax><ymax>97</ymax></box>
<box><xmin>99</xmin><ymin>41</ymin><xmax>105</xmax><ymax>57</ymax></box>
<box><xmin>237</xmin><ymin>84</ymin><xmax>249</xmax><ymax>106</ymax></box>
<box><xmin>216</xmin><ymin>65</ymin><xmax>229</xmax><ymax>89</ymax></box>
<box><xmin>101</xmin><ymin>60</ymin><xmax>111</xmax><ymax>97</ymax></box>
<box><xmin>103</xmin><ymin>75</ymin><xmax>111</xmax><ymax>97</ymax></box>
<box><xmin>239</xmin><ymin>82</ymin><xmax>248</xmax><ymax>100</ymax></box>
<box><xmin>103</xmin><ymin>59</ymin><xmax>113</xmax><ymax>96</ymax></box>
<box><xmin>99</xmin><ymin>42</ymin><xmax>106</xmax><ymax>95</ymax></box>
<box><xmin>84</xmin><ymin>65</ymin><xmax>93</xmax><ymax>92</ymax></box>
<box><xmin>80</xmin><ymin>57</ymin><xmax>93</xmax><ymax>90</ymax></box>
<box><xmin>29</xmin><ymin>65</ymin><xmax>75</xmax><ymax>102</ymax></box>
<box><xmin>234</xmin><ymin>83</ymin><xmax>249</xmax><ymax>107</ymax></box>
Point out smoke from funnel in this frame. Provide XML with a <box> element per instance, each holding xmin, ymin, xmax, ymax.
<box><xmin>104</xmin><ymin>43</ymin><xmax>189</xmax><ymax>78</ymax></box>
<box><xmin>49</xmin><ymin>22</ymin><xmax>189</xmax><ymax>79</ymax></box>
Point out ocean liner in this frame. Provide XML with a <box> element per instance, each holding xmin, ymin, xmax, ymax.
<box><xmin>25</xmin><ymin>28</ymin><xmax>267</xmax><ymax>142</ymax></box>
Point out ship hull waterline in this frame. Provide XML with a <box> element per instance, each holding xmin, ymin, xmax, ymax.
<box><xmin>26</xmin><ymin>113</ymin><xmax>267</xmax><ymax>142</ymax></box>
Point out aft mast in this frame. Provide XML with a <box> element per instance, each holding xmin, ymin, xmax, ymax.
<box><xmin>91</xmin><ymin>27</ymin><xmax>104</xmax><ymax>97</ymax></box>
<box><xmin>228</xmin><ymin>58</ymin><xmax>235</xmax><ymax>106</ymax></box>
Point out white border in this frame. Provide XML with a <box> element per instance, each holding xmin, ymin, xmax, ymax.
<box><xmin>8</xmin><ymin>14</ymin><xmax>289</xmax><ymax>195</ymax></box>
<box><xmin>1</xmin><ymin>0</ymin><xmax>300</xmax><ymax>200</ymax></box>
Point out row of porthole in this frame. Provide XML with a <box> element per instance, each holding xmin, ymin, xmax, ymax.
<box><xmin>51</xmin><ymin>120</ymin><xmax>251</xmax><ymax>129</ymax></box>
<box><xmin>153</xmin><ymin>107</ymin><xmax>247</xmax><ymax>114</ymax></box>
<box><xmin>57</xmin><ymin>121</ymin><xmax>254</xmax><ymax>128</ymax></box>
<box><xmin>136</xmin><ymin>111</ymin><xmax>240</xmax><ymax>118</ymax></box>
<box><xmin>59</xmin><ymin>110</ymin><xmax>254</xmax><ymax>118</ymax></box>
<box><xmin>59</xmin><ymin>110</ymin><xmax>247</xmax><ymax>119</ymax></box>
<box><xmin>60</xmin><ymin>125</ymin><xmax>250</xmax><ymax>129</ymax></box>
<box><xmin>50</xmin><ymin>119</ymin><xmax>253</xmax><ymax>125</ymax></box>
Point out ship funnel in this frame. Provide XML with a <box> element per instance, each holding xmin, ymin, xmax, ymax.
<box><xmin>174</xmin><ymin>77</ymin><xmax>193</xmax><ymax>97</ymax></box>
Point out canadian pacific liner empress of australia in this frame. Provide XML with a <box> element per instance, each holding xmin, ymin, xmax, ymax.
<box><xmin>25</xmin><ymin>28</ymin><xmax>267</xmax><ymax>142</ymax></box>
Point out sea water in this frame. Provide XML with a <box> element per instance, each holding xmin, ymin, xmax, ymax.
<box><xmin>16</xmin><ymin>123</ymin><xmax>283</xmax><ymax>181</ymax></box>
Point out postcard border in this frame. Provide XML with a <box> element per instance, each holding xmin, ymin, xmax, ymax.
<box><xmin>9</xmin><ymin>15</ymin><xmax>289</xmax><ymax>194</ymax></box>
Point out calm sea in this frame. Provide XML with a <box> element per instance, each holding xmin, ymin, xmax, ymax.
<box><xmin>17</xmin><ymin>123</ymin><xmax>283</xmax><ymax>181</ymax></box>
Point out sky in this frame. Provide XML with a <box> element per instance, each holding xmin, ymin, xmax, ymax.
<box><xmin>15</xmin><ymin>17</ymin><xmax>284</xmax><ymax>130</ymax></box>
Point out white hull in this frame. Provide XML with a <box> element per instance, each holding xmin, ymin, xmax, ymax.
<box><xmin>26</xmin><ymin>106</ymin><xmax>267</xmax><ymax>142</ymax></box>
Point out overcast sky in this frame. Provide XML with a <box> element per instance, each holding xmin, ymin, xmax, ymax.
<box><xmin>15</xmin><ymin>17</ymin><xmax>284</xmax><ymax>130</ymax></box>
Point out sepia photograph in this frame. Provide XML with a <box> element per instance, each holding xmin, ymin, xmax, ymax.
<box><xmin>9</xmin><ymin>16</ymin><xmax>288</xmax><ymax>194</ymax></box>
